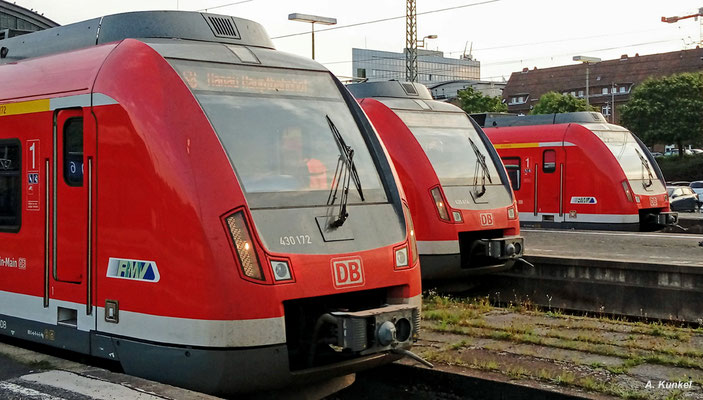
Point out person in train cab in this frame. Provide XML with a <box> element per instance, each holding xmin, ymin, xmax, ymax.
<box><xmin>305</xmin><ymin>157</ymin><xmax>327</xmax><ymax>189</ymax></box>
<box><xmin>280</xmin><ymin>127</ymin><xmax>328</xmax><ymax>190</ymax></box>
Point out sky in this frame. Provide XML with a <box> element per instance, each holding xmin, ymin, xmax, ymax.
<box><xmin>12</xmin><ymin>0</ymin><xmax>703</xmax><ymax>81</ymax></box>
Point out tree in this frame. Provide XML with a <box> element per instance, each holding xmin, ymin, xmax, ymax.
<box><xmin>620</xmin><ymin>72</ymin><xmax>703</xmax><ymax>158</ymax></box>
<box><xmin>456</xmin><ymin>86</ymin><xmax>507</xmax><ymax>113</ymax></box>
<box><xmin>530</xmin><ymin>91</ymin><xmax>597</xmax><ymax>114</ymax></box>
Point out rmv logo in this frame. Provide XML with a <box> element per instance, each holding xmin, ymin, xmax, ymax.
<box><xmin>331</xmin><ymin>258</ymin><xmax>364</xmax><ymax>288</ymax></box>
<box><xmin>106</xmin><ymin>258</ymin><xmax>160</xmax><ymax>283</ymax></box>
<box><xmin>479</xmin><ymin>212</ymin><xmax>494</xmax><ymax>227</ymax></box>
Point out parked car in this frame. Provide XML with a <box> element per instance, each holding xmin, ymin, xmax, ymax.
<box><xmin>690</xmin><ymin>181</ymin><xmax>703</xmax><ymax>202</ymax></box>
<box><xmin>667</xmin><ymin>186</ymin><xmax>701</xmax><ymax>212</ymax></box>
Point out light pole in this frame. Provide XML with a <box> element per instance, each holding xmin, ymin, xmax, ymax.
<box><xmin>288</xmin><ymin>13</ymin><xmax>337</xmax><ymax>60</ymax></box>
<box><xmin>573</xmin><ymin>55</ymin><xmax>601</xmax><ymax>107</ymax></box>
<box><xmin>417</xmin><ymin>34</ymin><xmax>437</xmax><ymax>48</ymax></box>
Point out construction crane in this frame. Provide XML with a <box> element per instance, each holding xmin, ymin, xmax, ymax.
<box><xmin>661</xmin><ymin>7</ymin><xmax>703</xmax><ymax>46</ymax></box>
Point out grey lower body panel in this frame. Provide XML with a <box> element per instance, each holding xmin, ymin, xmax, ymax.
<box><xmin>0</xmin><ymin>313</ymin><xmax>91</xmax><ymax>354</ymax></box>
<box><xmin>420</xmin><ymin>254</ymin><xmax>516</xmax><ymax>280</ymax></box>
<box><xmin>110</xmin><ymin>335</ymin><xmax>400</xmax><ymax>395</ymax></box>
<box><xmin>520</xmin><ymin>221</ymin><xmax>641</xmax><ymax>231</ymax></box>
<box><xmin>0</xmin><ymin>312</ymin><xmax>402</xmax><ymax>396</ymax></box>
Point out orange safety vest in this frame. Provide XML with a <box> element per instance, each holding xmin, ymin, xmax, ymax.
<box><xmin>306</xmin><ymin>158</ymin><xmax>327</xmax><ymax>189</ymax></box>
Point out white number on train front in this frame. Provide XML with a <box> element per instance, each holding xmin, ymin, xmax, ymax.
<box><xmin>279</xmin><ymin>235</ymin><xmax>312</xmax><ymax>246</ymax></box>
<box><xmin>0</xmin><ymin>320</ymin><xmax>6</xmax><ymax>330</ymax></box>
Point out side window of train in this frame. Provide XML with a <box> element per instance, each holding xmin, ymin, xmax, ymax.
<box><xmin>502</xmin><ymin>157</ymin><xmax>521</xmax><ymax>190</ymax></box>
<box><xmin>0</xmin><ymin>140</ymin><xmax>21</xmax><ymax>232</ymax></box>
<box><xmin>63</xmin><ymin>118</ymin><xmax>83</xmax><ymax>187</ymax></box>
<box><xmin>542</xmin><ymin>149</ymin><xmax>556</xmax><ymax>173</ymax></box>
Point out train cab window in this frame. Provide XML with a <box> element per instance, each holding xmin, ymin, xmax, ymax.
<box><xmin>0</xmin><ymin>140</ymin><xmax>21</xmax><ymax>231</ymax></box>
<box><xmin>542</xmin><ymin>150</ymin><xmax>556</xmax><ymax>173</ymax></box>
<box><xmin>63</xmin><ymin>118</ymin><xmax>83</xmax><ymax>186</ymax></box>
<box><xmin>502</xmin><ymin>157</ymin><xmax>521</xmax><ymax>190</ymax></box>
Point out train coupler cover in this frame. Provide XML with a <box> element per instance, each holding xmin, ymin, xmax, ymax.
<box><xmin>329</xmin><ymin>304</ymin><xmax>419</xmax><ymax>355</ymax></box>
<box><xmin>477</xmin><ymin>236</ymin><xmax>524</xmax><ymax>259</ymax></box>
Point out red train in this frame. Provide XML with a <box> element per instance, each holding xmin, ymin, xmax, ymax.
<box><xmin>482</xmin><ymin>112</ymin><xmax>677</xmax><ymax>231</ymax></box>
<box><xmin>347</xmin><ymin>82</ymin><xmax>523</xmax><ymax>282</ymax></box>
<box><xmin>0</xmin><ymin>11</ymin><xmax>423</xmax><ymax>395</ymax></box>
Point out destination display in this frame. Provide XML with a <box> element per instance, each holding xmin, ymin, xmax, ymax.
<box><xmin>172</xmin><ymin>60</ymin><xmax>338</xmax><ymax>99</ymax></box>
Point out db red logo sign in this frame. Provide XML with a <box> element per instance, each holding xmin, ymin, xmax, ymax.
<box><xmin>650</xmin><ymin>197</ymin><xmax>658</xmax><ymax>207</ymax></box>
<box><xmin>331</xmin><ymin>257</ymin><xmax>364</xmax><ymax>288</ymax></box>
<box><xmin>480</xmin><ymin>212</ymin><xmax>494</xmax><ymax>226</ymax></box>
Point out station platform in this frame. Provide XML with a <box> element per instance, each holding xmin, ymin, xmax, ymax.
<box><xmin>522</xmin><ymin>229</ymin><xmax>703</xmax><ymax>266</ymax></box>
<box><xmin>670</xmin><ymin>211</ymin><xmax>703</xmax><ymax>233</ymax></box>
<box><xmin>475</xmin><ymin>229</ymin><xmax>703</xmax><ymax>322</ymax></box>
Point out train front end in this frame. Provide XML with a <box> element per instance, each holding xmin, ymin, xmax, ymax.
<box><xmin>348</xmin><ymin>82</ymin><xmax>523</xmax><ymax>282</ymax></box>
<box><xmin>80</xmin><ymin>12</ymin><xmax>422</xmax><ymax>396</ymax></box>
<box><xmin>170</xmin><ymin>35</ymin><xmax>421</xmax><ymax>396</ymax></box>
<box><xmin>584</xmin><ymin>122</ymin><xmax>678</xmax><ymax>231</ymax></box>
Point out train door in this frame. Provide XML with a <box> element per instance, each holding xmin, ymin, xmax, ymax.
<box><xmin>536</xmin><ymin>147</ymin><xmax>565</xmax><ymax>222</ymax></box>
<box><xmin>51</xmin><ymin>108</ymin><xmax>96</xmax><ymax>320</ymax></box>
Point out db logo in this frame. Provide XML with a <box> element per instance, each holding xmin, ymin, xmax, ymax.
<box><xmin>650</xmin><ymin>197</ymin><xmax>658</xmax><ymax>207</ymax></box>
<box><xmin>331</xmin><ymin>257</ymin><xmax>364</xmax><ymax>288</ymax></box>
<box><xmin>479</xmin><ymin>212</ymin><xmax>494</xmax><ymax>227</ymax></box>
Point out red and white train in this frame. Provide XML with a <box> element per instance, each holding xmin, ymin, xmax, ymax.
<box><xmin>0</xmin><ymin>11</ymin><xmax>423</xmax><ymax>395</ymax></box>
<box><xmin>347</xmin><ymin>82</ymin><xmax>523</xmax><ymax>281</ymax></box>
<box><xmin>482</xmin><ymin>112</ymin><xmax>677</xmax><ymax>231</ymax></box>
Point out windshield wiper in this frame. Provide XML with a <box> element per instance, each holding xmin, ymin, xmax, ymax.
<box><xmin>468</xmin><ymin>137</ymin><xmax>493</xmax><ymax>198</ymax></box>
<box><xmin>634</xmin><ymin>148</ymin><xmax>654</xmax><ymax>189</ymax></box>
<box><xmin>326</xmin><ymin>115</ymin><xmax>364</xmax><ymax>227</ymax></box>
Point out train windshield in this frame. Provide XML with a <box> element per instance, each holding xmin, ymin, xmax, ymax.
<box><xmin>589</xmin><ymin>125</ymin><xmax>664</xmax><ymax>192</ymax></box>
<box><xmin>395</xmin><ymin>110</ymin><xmax>501</xmax><ymax>186</ymax></box>
<box><xmin>171</xmin><ymin>60</ymin><xmax>387</xmax><ymax>208</ymax></box>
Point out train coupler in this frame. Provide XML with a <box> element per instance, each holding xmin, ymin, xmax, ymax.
<box><xmin>649</xmin><ymin>211</ymin><xmax>678</xmax><ymax>227</ymax></box>
<box><xmin>307</xmin><ymin>304</ymin><xmax>420</xmax><ymax>366</ymax></box>
<box><xmin>473</xmin><ymin>236</ymin><xmax>524</xmax><ymax>260</ymax></box>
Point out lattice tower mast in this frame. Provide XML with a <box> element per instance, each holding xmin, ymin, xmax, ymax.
<box><xmin>405</xmin><ymin>0</ymin><xmax>418</xmax><ymax>82</ymax></box>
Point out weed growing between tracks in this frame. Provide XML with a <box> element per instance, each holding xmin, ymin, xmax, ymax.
<box><xmin>419</xmin><ymin>292</ymin><xmax>703</xmax><ymax>399</ymax></box>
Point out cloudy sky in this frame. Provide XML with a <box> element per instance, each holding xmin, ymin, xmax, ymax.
<box><xmin>13</xmin><ymin>0</ymin><xmax>703</xmax><ymax>80</ymax></box>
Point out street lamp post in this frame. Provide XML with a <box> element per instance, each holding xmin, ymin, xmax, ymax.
<box><xmin>288</xmin><ymin>13</ymin><xmax>337</xmax><ymax>60</ymax></box>
<box><xmin>573</xmin><ymin>55</ymin><xmax>601</xmax><ymax>107</ymax></box>
<box><xmin>417</xmin><ymin>34</ymin><xmax>437</xmax><ymax>48</ymax></box>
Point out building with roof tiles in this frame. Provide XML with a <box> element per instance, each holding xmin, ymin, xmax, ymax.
<box><xmin>0</xmin><ymin>0</ymin><xmax>58</xmax><ymax>39</ymax></box>
<box><xmin>502</xmin><ymin>47</ymin><xmax>703</xmax><ymax>123</ymax></box>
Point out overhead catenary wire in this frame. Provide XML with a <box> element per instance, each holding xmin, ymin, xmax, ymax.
<box><xmin>270</xmin><ymin>0</ymin><xmax>501</xmax><ymax>40</ymax></box>
<box><xmin>196</xmin><ymin>0</ymin><xmax>254</xmax><ymax>12</ymax></box>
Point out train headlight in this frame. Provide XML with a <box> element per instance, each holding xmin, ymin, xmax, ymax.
<box><xmin>395</xmin><ymin>246</ymin><xmax>409</xmax><ymax>268</ymax></box>
<box><xmin>430</xmin><ymin>187</ymin><xmax>450</xmax><ymax>221</ymax></box>
<box><xmin>507</xmin><ymin>206</ymin><xmax>516</xmax><ymax>220</ymax></box>
<box><xmin>402</xmin><ymin>203</ymin><xmax>418</xmax><ymax>265</ymax></box>
<box><xmin>225</xmin><ymin>211</ymin><xmax>264</xmax><ymax>281</ymax></box>
<box><xmin>270</xmin><ymin>260</ymin><xmax>292</xmax><ymax>281</ymax></box>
